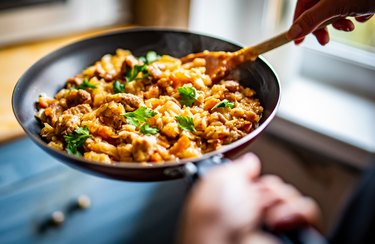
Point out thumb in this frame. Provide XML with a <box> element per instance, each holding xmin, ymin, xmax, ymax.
<box><xmin>231</xmin><ymin>153</ymin><xmax>261</xmax><ymax>180</ymax></box>
<box><xmin>287</xmin><ymin>1</ymin><xmax>334</xmax><ymax>40</ymax></box>
<box><xmin>203</xmin><ymin>153</ymin><xmax>261</xmax><ymax>182</ymax></box>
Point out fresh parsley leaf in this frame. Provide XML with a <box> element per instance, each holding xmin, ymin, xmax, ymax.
<box><xmin>125</xmin><ymin>64</ymin><xmax>149</xmax><ymax>84</ymax></box>
<box><xmin>140</xmin><ymin>123</ymin><xmax>159</xmax><ymax>135</ymax></box>
<box><xmin>211</xmin><ymin>99</ymin><xmax>235</xmax><ymax>110</ymax></box>
<box><xmin>125</xmin><ymin>117</ymin><xmax>140</xmax><ymax>127</ymax></box>
<box><xmin>77</xmin><ymin>79</ymin><xmax>97</xmax><ymax>90</ymax></box>
<box><xmin>126</xmin><ymin>51</ymin><xmax>159</xmax><ymax>85</ymax></box>
<box><xmin>138</xmin><ymin>56</ymin><xmax>146</xmax><ymax>63</ymax></box>
<box><xmin>176</xmin><ymin>115</ymin><xmax>196</xmax><ymax>132</ymax></box>
<box><xmin>139</xmin><ymin>51</ymin><xmax>160</xmax><ymax>64</ymax></box>
<box><xmin>178</xmin><ymin>87</ymin><xmax>198</xmax><ymax>107</ymax></box>
<box><xmin>122</xmin><ymin>106</ymin><xmax>157</xmax><ymax>126</ymax></box>
<box><xmin>63</xmin><ymin>125</ymin><xmax>90</xmax><ymax>156</ymax></box>
<box><xmin>113</xmin><ymin>80</ymin><xmax>125</xmax><ymax>94</ymax></box>
<box><xmin>145</xmin><ymin>51</ymin><xmax>160</xmax><ymax>64</ymax></box>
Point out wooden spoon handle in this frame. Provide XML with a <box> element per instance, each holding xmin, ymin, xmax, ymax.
<box><xmin>236</xmin><ymin>31</ymin><xmax>291</xmax><ymax>62</ymax></box>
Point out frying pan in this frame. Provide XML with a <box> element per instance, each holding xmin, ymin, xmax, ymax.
<box><xmin>12</xmin><ymin>28</ymin><xmax>280</xmax><ymax>181</ymax></box>
<box><xmin>12</xmin><ymin>28</ymin><xmax>327</xmax><ymax>244</ymax></box>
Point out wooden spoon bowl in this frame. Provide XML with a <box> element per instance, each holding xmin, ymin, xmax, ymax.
<box><xmin>181</xmin><ymin>31</ymin><xmax>291</xmax><ymax>82</ymax></box>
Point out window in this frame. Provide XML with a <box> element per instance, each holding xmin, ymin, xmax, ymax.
<box><xmin>330</xmin><ymin>17</ymin><xmax>375</xmax><ymax>50</ymax></box>
<box><xmin>189</xmin><ymin>0</ymin><xmax>375</xmax><ymax>155</ymax></box>
<box><xmin>271</xmin><ymin>0</ymin><xmax>375</xmax><ymax>153</ymax></box>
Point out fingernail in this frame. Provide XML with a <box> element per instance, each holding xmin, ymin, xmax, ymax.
<box><xmin>288</xmin><ymin>24</ymin><xmax>302</xmax><ymax>40</ymax></box>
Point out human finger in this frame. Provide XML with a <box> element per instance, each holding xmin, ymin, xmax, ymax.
<box><xmin>288</xmin><ymin>0</ymin><xmax>333</xmax><ymax>40</ymax></box>
<box><xmin>257</xmin><ymin>176</ymin><xmax>286</xmax><ymax>209</ymax></box>
<box><xmin>231</xmin><ymin>153</ymin><xmax>261</xmax><ymax>180</ymax></box>
<box><xmin>294</xmin><ymin>37</ymin><xmax>305</xmax><ymax>45</ymax></box>
<box><xmin>290</xmin><ymin>0</ymin><xmax>322</xmax><ymax>44</ymax></box>
<box><xmin>293</xmin><ymin>0</ymin><xmax>320</xmax><ymax>22</ymax></box>
<box><xmin>259</xmin><ymin>175</ymin><xmax>300</xmax><ymax>201</ymax></box>
<box><xmin>241</xmin><ymin>229</ymin><xmax>280</xmax><ymax>244</ymax></box>
<box><xmin>264</xmin><ymin>196</ymin><xmax>320</xmax><ymax>231</ymax></box>
<box><xmin>355</xmin><ymin>14</ymin><xmax>374</xmax><ymax>23</ymax></box>
<box><xmin>199</xmin><ymin>152</ymin><xmax>261</xmax><ymax>187</ymax></box>
<box><xmin>312</xmin><ymin>27</ymin><xmax>330</xmax><ymax>45</ymax></box>
<box><xmin>258</xmin><ymin>175</ymin><xmax>320</xmax><ymax>230</ymax></box>
<box><xmin>187</xmin><ymin>153</ymin><xmax>262</xmax><ymax>217</ymax></box>
<box><xmin>332</xmin><ymin>18</ymin><xmax>355</xmax><ymax>31</ymax></box>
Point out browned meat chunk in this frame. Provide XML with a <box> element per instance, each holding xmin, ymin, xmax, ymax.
<box><xmin>148</xmin><ymin>63</ymin><xmax>163</xmax><ymax>80</ymax></box>
<box><xmin>132</xmin><ymin>136</ymin><xmax>156</xmax><ymax>162</ymax></box>
<box><xmin>66</xmin><ymin>89</ymin><xmax>92</xmax><ymax>107</ymax></box>
<box><xmin>66</xmin><ymin>76</ymin><xmax>84</xmax><ymax>89</ymax></box>
<box><xmin>97</xmin><ymin>101</ymin><xmax>126</xmax><ymax>130</ymax></box>
<box><xmin>42</xmin><ymin>103</ymin><xmax>64</xmax><ymax>126</ymax></box>
<box><xmin>63</xmin><ymin>104</ymin><xmax>92</xmax><ymax>116</ymax></box>
<box><xmin>125</xmin><ymin>55</ymin><xmax>140</xmax><ymax>68</ymax></box>
<box><xmin>222</xmin><ymin>80</ymin><xmax>240</xmax><ymax>92</ymax></box>
<box><xmin>105</xmin><ymin>93</ymin><xmax>143</xmax><ymax>111</ymax></box>
<box><xmin>56</xmin><ymin>114</ymin><xmax>81</xmax><ymax>135</ymax></box>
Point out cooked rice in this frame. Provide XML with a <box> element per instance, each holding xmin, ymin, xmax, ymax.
<box><xmin>35</xmin><ymin>49</ymin><xmax>263</xmax><ymax>163</ymax></box>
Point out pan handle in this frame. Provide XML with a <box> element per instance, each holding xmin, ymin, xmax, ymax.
<box><xmin>183</xmin><ymin>155</ymin><xmax>328</xmax><ymax>244</ymax></box>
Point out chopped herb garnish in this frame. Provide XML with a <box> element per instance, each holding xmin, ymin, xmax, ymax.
<box><xmin>122</xmin><ymin>106</ymin><xmax>157</xmax><ymax>126</ymax></box>
<box><xmin>145</xmin><ymin>51</ymin><xmax>160</xmax><ymax>64</ymax></box>
<box><xmin>125</xmin><ymin>64</ymin><xmax>149</xmax><ymax>85</ymax></box>
<box><xmin>64</xmin><ymin>126</ymin><xmax>90</xmax><ymax>156</ymax></box>
<box><xmin>138</xmin><ymin>57</ymin><xmax>146</xmax><ymax>64</ymax></box>
<box><xmin>139</xmin><ymin>51</ymin><xmax>160</xmax><ymax>64</ymax></box>
<box><xmin>113</xmin><ymin>80</ymin><xmax>125</xmax><ymax>94</ymax></box>
<box><xmin>178</xmin><ymin>87</ymin><xmax>198</xmax><ymax>107</ymax></box>
<box><xmin>77</xmin><ymin>79</ymin><xmax>97</xmax><ymax>90</ymax></box>
<box><xmin>211</xmin><ymin>99</ymin><xmax>235</xmax><ymax>110</ymax></box>
<box><xmin>176</xmin><ymin>115</ymin><xmax>196</xmax><ymax>132</ymax></box>
<box><xmin>125</xmin><ymin>51</ymin><xmax>159</xmax><ymax>85</ymax></box>
<box><xmin>140</xmin><ymin>123</ymin><xmax>159</xmax><ymax>135</ymax></box>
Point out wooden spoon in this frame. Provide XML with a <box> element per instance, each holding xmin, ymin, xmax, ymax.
<box><xmin>180</xmin><ymin>31</ymin><xmax>291</xmax><ymax>82</ymax></box>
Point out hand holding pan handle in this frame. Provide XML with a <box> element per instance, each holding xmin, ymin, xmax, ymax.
<box><xmin>181</xmin><ymin>155</ymin><xmax>328</xmax><ymax>244</ymax></box>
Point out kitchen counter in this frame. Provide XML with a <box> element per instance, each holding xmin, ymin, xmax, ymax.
<box><xmin>0</xmin><ymin>26</ymin><xmax>132</xmax><ymax>143</ymax></box>
<box><xmin>0</xmin><ymin>137</ymin><xmax>188</xmax><ymax>243</ymax></box>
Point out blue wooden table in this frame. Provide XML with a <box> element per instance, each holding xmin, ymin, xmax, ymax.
<box><xmin>0</xmin><ymin>138</ymin><xmax>190</xmax><ymax>244</ymax></box>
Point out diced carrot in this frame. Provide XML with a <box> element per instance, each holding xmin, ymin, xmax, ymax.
<box><xmin>44</xmin><ymin>107</ymin><xmax>53</xmax><ymax>116</ymax></box>
<box><xmin>39</xmin><ymin>98</ymin><xmax>49</xmax><ymax>108</ymax></box>
<box><xmin>170</xmin><ymin>134</ymin><xmax>190</xmax><ymax>154</ymax></box>
<box><xmin>204</xmin><ymin>98</ymin><xmax>220</xmax><ymax>111</ymax></box>
<box><xmin>97</xmin><ymin>126</ymin><xmax>112</xmax><ymax>139</ymax></box>
<box><xmin>150</xmin><ymin>153</ymin><xmax>162</xmax><ymax>162</ymax></box>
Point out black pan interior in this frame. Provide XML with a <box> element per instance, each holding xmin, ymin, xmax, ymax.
<box><xmin>12</xmin><ymin>28</ymin><xmax>280</xmax><ymax>181</ymax></box>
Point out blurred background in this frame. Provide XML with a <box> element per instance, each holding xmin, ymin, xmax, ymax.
<box><xmin>0</xmin><ymin>0</ymin><xmax>374</xmax><ymax>243</ymax></box>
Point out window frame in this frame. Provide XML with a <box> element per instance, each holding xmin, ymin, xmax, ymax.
<box><xmin>298</xmin><ymin>37</ymin><xmax>375</xmax><ymax>101</ymax></box>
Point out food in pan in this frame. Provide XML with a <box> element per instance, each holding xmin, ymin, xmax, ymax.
<box><xmin>35</xmin><ymin>49</ymin><xmax>263</xmax><ymax>163</ymax></box>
